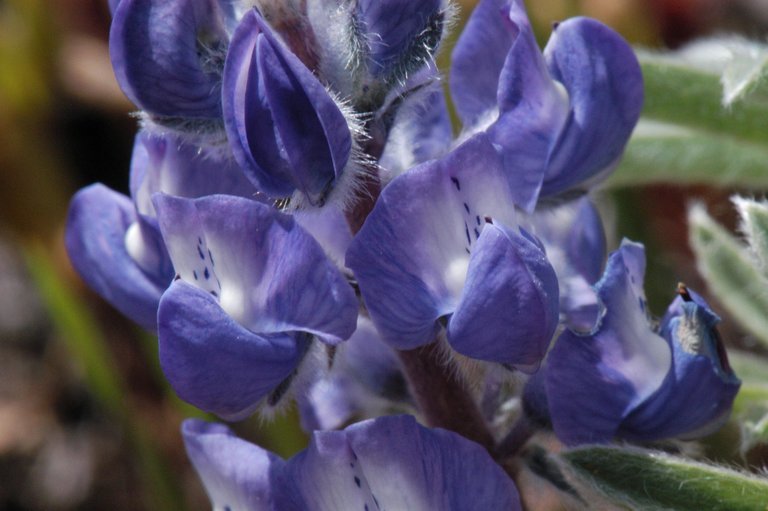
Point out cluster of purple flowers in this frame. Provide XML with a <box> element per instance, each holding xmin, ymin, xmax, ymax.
<box><xmin>67</xmin><ymin>0</ymin><xmax>740</xmax><ymax>507</ymax></box>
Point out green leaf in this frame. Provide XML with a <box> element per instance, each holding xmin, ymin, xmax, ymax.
<box><xmin>729</xmin><ymin>350</ymin><xmax>768</xmax><ymax>387</ymax></box>
<box><xmin>741</xmin><ymin>413</ymin><xmax>768</xmax><ymax>455</ymax></box>
<box><xmin>562</xmin><ymin>445</ymin><xmax>768</xmax><ymax>511</ymax></box>
<box><xmin>648</xmin><ymin>37</ymin><xmax>768</xmax><ymax>106</ymax></box>
<box><xmin>607</xmin><ymin>41</ymin><xmax>768</xmax><ymax>189</ymax></box>
<box><xmin>733</xmin><ymin>197</ymin><xmax>768</xmax><ymax>276</ymax></box>
<box><xmin>638</xmin><ymin>53</ymin><xmax>768</xmax><ymax>143</ymax></box>
<box><xmin>727</xmin><ymin>352</ymin><xmax>768</xmax><ymax>453</ymax></box>
<box><xmin>715</xmin><ymin>39</ymin><xmax>768</xmax><ymax>105</ymax></box>
<box><xmin>688</xmin><ymin>204</ymin><xmax>768</xmax><ymax>348</ymax></box>
<box><xmin>608</xmin><ymin>120</ymin><xmax>768</xmax><ymax>188</ymax></box>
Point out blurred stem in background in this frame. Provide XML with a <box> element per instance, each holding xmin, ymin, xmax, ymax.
<box><xmin>0</xmin><ymin>0</ymin><xmax>70</xmax><ymax>240</ymax></box>
<box><xmin>25</xmin><ymin>244</ymin><xmax>183</xmax><ymax>510</ymax></box>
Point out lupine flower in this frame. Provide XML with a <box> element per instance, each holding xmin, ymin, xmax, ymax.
<box><xmin>153</xmin><ymin>194</ymin><xmax>358</xmax><ymax>420</ymax></box>
<box><xmin>110</xmin><ymin>0</ymin><xmax>237</xmax><ymax>120</ymax></box>
<box><xmin>65</xmin><ymin>131</ymin><xmax>254</xmax><ymax>331</ymax></box>
<box><xmin>297</xmin><ymin>317</ymin><xmax>410</xmax><ymax>431</ymax></box>
<box><xmin>348</xmin><ymin>0</ymin><xmax>452</xmax><ymax>106</ymax></box>
<box><xmin>531</xmin><ymin>240</ymin><xmax>741</xmax><ymax>446</ymax></box>
<box><xmin>306</xmin><ymin>0</ymin><xmax>453</xmax><ymax>109</ymax></box>
<box><xmin>528</xmin><ymin>197</ymin><xmax>606</xmax><ymax>332</ymax></box>
<box><xmin>450</xmin><ymin>0</ymin><xmax>643</xmax><ymax>211</ymax></box>
<box><xmin>377</xmin><ymin>65</ymin><xmax>454</xmax><ymax>178</ymax></box>
<box><xmin>347</xmin><ymin>135</ymin><xmax>559</xmax><ymax>370</ymax></box>
<box><xmin>183</xmin><ymin>414</ymin><xmax>522</xmax><ymax>510</ymax></box>
<box><xmin>222</xmin><ymin>8</ymin><xmax>358</xmax><ymax>207</ymax></box>
<box><xmin>60</xmin><ymin>0</ymin><xmax>751</xmax><ymax>508</ymax></box>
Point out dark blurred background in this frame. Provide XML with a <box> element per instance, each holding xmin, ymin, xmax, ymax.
<box><xmin>1</xmin><ymin>0</ymin><xmax>766</xmax><ymax>509</ymax></box>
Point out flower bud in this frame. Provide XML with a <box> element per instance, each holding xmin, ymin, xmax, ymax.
<box><xmin>223</xmin><ymin>8</ymin><xmax>355</xmax><ymax>207</ymax></box>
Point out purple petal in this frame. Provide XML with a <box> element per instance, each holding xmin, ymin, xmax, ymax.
<box><xmin>65</xmin><ymin>184</ymin><xmax>172</xmax><ymax>331</ymax></box>
<box><xmin>159</xmin><ymin>280</ymin><xmax>310</xmax><ymax>420</ymax></box>
<box><xmin>347</xmin><ymin>135</ymin><xmax>517</xmax><ymax>350</ymax></box>
<box><xmin>619</xmin><ymin>293</ymin><xmax>740</xmax><ymax>440</ymax></box>
<box><xmin>354</xmin><ymin>0</ymin><xmax>444</xmax><ymax>79</ymax></box>
<box><xmin>182</xmin><ymin>419</ymin><xmax>283</xmax><ymax>509</ymax></box>
<box><xmin>529</xmin><ymin>198</ymin><xmax>605</xmax><ymax>331</ymax></box>
<box><xmin>484</xmin><ymin>1</ymin><xmax>570</xmax><ymax>211</ymax></box>
<box><xmin>659</xmin><ymin>286</ymin><xmax>711</xmax><ymax>326</ymax></box>
<box><xmin>129</xmin><ymin>131</ymin><xmax>257</xmax><ymax>218</ymax></box>
<box><xmin>184</xmin><ymin>416</ymin><xmax>521</xmax><ymax>511</ymax></box>
<box><xmin>223</xmin><ymin>17</ymin><xmax>292</xmax><ymax>196</ymax></box>
<box><xmin>223</xmin><ymin>9</ymin><xmax>351</xmax><ymax>203</ymax></box>
<box><xmin>449</xmin><ymin>224</ymin><xmax>558</xmax><ymax>370</ymax></box>
<box><xmin>153</xmin><ymin>194</ymin><xmax>357</xmax><ymax>344</ymax></box>
<box><xmin>275</xmin><ymin>426</ymin><xmax>374</xmax><ymax>510</ymax></box>
<box><xmin>298</xmin><ymin>317</ymin><xmax>408</xmax><ymax>432</ymax></box>
<box><xmin>341</xmin><ymin>318</ymin><xmax>406</xmax><ymax>400</ymax></box>
<box><xmin>559</xmin><ymin>278</ymin><xmax>600</xmax><ymax>334</ymax></box>
<box><xmin>257</xmin><ymin>32</ymin><xmax>351</xmax><ymax>203</ymax></box>
<box><xmin>540</xmin><ymin>17</ymin><xmax>643</xmax><ymax>197</ymax></box>
<box><xmin>293</xmin><ymin>205</ymin><xmax>353</xmax><ymax>268</ymax></box>
<box><xmin>110</xmin><ymin>0</ymin><xmax>234</xmax><ymax>117</ymax></box>
<box><xmin>405</xmin><ymin>87</ymin><xmax>453</xmax><ymax>165</ymax></box>
<box><xmin>545</xmin><ymin>241</ymin><xmax>672</xmax><ymax>446</ymax></box>
<box><xmin>344</xmin><ymin>416</ymin><xmax>521</xmax><ymax>510</ymax></box>
<box><xmin>120</xmin><ymin>131</ymin><xmax>257</xmax><ymax>321</ymax></box>
<box><xmin>298</xmin><ymin>375</ymin><xmax>357</xmax><ymax>432</ymax></box>
<box><xmin>450</xmin><ymin>0</ymin><xmax>515</xmax><ymax>126</ymax></box>
<box><xmin>276</xmin><ymin>415</ymin><xmax>521</xmax><ymax>510</ymax></box>
<box><xmin>532</xmin><ymin>198</ymin><xmax>606</xmax><ymax>283</ymax></box>
<box><xmin>379</xmin><ymin>83</ymin><xmax>453</xmax><ymax>178</ymax></box>
<box><xmin>544</xmin><ymin>328</ymin><xmax>638</xmax><ymax>445</ymax></box>
<box><xmin>570</xmin><ymin>201</ymin><xmax>606</xmax><ymax>282</ymax></box>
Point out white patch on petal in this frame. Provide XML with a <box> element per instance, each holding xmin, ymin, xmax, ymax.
<box><xmin>605</xmin><ymin>301</ymin><xmax>670</xmax><ymax>397</ymax></box>
<box><xmin>124</xmin><ymin>222</ymin><xmax>159</xmax><ymax>274</ymax></box>
<box><xmin>552</xmin><ymin>79</ymin><xmax>569</xmax><ymax>104</ymax></box>
<box><xmin>166</xmin><ymin>229</ymin><xmax>223</xmax><ymax>300</ymax></box>
<box><xmin>599</xmin><ymin>251</ymin><xmax>671</xmax><ymax>401</ymax></box>
<box><xmin>445</xmin><ymin>256</ymin><xmax>470</xmax><ymax>301</ymax></box>
<box><xmin>455</xmin><ymin>107</ymin><xmax>499</xmax><ymax>145</ymax></box>
<box><xmin>219</xmin><ymin>285</ymin><xmax>246</xmax><ymax>325</ymax></box>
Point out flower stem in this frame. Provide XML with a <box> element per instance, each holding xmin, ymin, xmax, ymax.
<box><xmin>346</xmin><ymin>171</ymin><xmax>381</xmax><ymax>234</ymax></box>
<box><xmin>494</xmin><ymin>415</ymin><xmax>534</xmax><ymax>462</ymax></box>
<box><xmin>397</xmin><ymin>341</ymin><xmax>495</xmax><ymax>452</ymax></box>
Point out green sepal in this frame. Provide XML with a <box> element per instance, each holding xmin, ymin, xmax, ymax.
<box><xmin>733</xmin><ymin>197</ymin><xmax>768</xmax><ymax>276</ymax></box>
<box><xmin>728</xmin><ymin>351</ymin><xmax>768</xmax><ymax>454</ymax></box>
<box><xmin>607</xmin><ymin>40</ymin><xmax>768</xmax><ymax>189</ymax></box>
<box><xmin>688</xmin><ymin>204</ymin><xmax>768</xmax><ymax>348</ymax></box>
<box><xmin>638</xmin><ymin>55</ymin><xmax>768</xmax><ymax>143</ymax></box>
<box><xmin>609</xmin><ymin>121</ymin><xmax>768</xmax><ymax>188</ymax></box>
<box><xmin>562</xmin><ymin>445</ymin><xmax>768</xmax><ymax>511</ymax></box>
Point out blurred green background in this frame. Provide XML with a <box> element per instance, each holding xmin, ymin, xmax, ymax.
<box><xmin>1</xmin><ymin>0</ymin><xmax>767</xmax><ymax>509</ymax></box>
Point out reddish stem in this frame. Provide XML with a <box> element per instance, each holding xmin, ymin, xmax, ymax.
<box><xmin>397</xmin><ymin>342</ymin><xmax>495</xmax><ymax>452</ymax></box>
